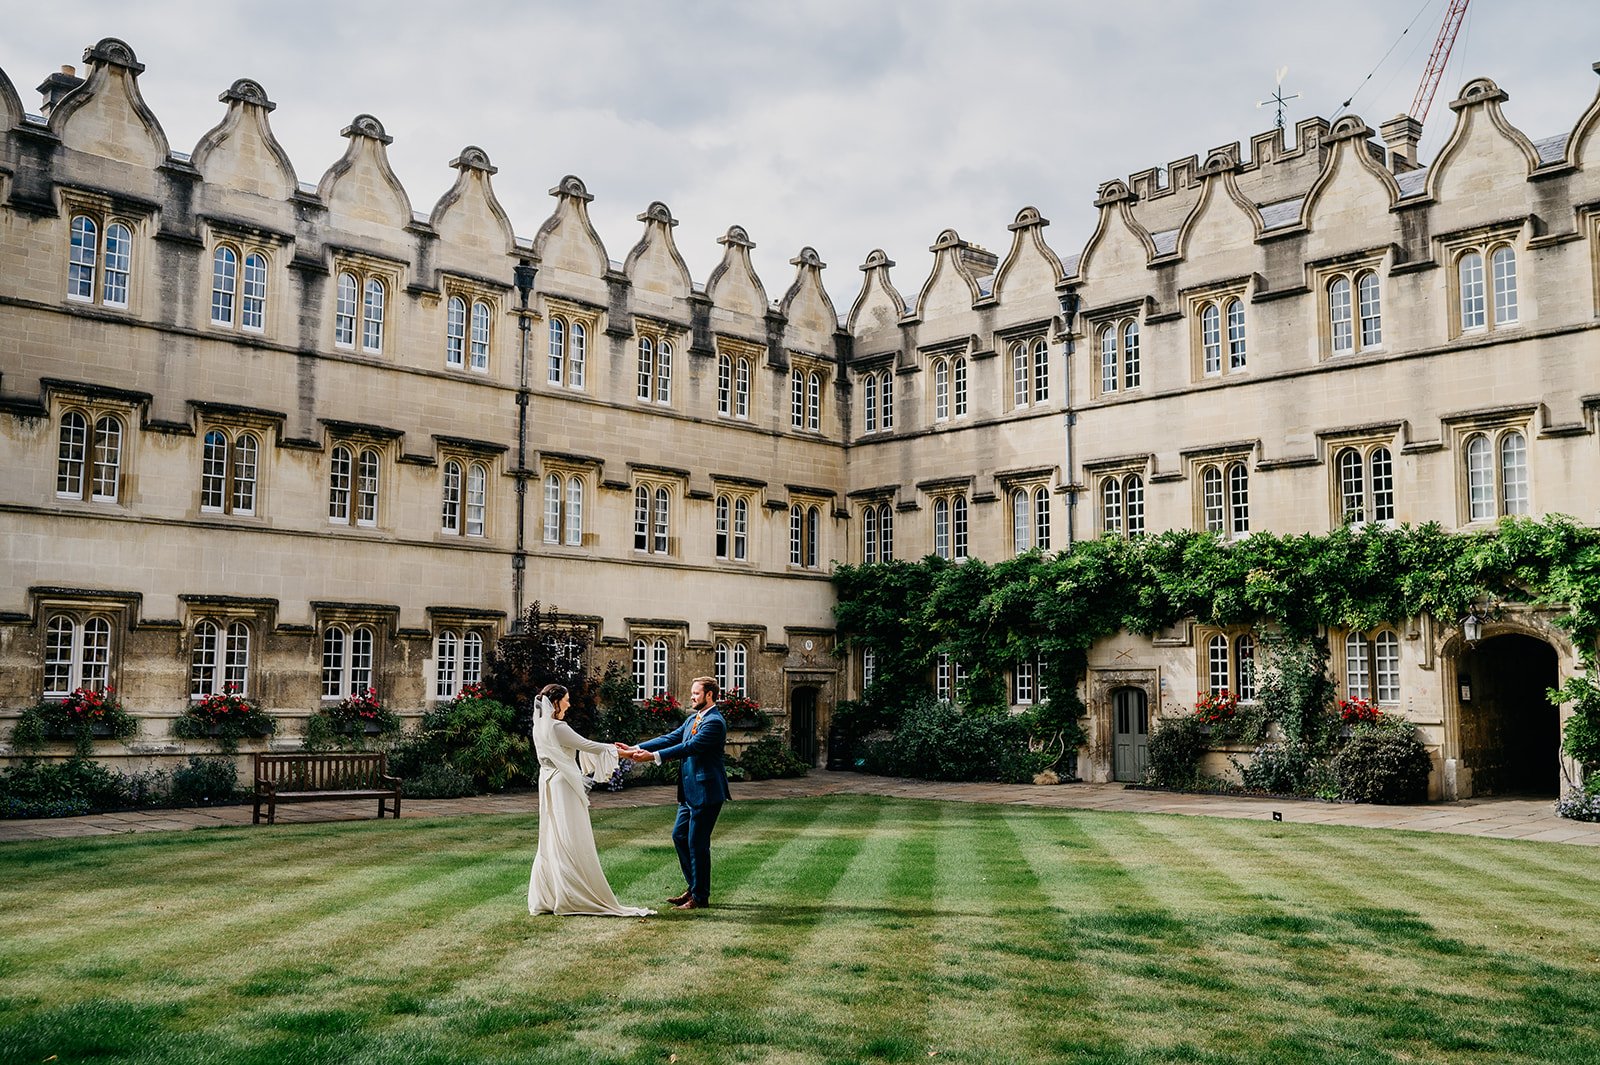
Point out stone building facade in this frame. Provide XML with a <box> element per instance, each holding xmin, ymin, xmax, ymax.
<box><xmin>2</xmin><ymin>39</ymin><xmax>1598</xmax><ymax>798</ymax></box>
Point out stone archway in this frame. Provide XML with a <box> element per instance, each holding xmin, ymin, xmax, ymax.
<box><xmin>1454</xmin><ymin>634</ymin><xmax>1561</xmax><ymax>797</ymax></box>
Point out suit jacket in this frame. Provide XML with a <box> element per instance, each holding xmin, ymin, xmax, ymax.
<box><xmin>638</xmin><ymin>707</ymin><xmax>731</xmax><ymax>807</ymax></box>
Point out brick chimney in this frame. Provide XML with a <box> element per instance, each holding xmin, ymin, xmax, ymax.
<box><xmin>1379</xmin><ymin>114</ymin><xmax>1423</xmax><ymax>174</ymax></box>
<box><xmin>37</xmin><ymin>64</ymin><xmax>84</xmax><ymax>118</ymax></box>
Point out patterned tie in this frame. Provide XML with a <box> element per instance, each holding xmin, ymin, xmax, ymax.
<box><xmin>690</xmin><ymin>711</ymin><xmax>703</xmax><ymax>737</ymax></box>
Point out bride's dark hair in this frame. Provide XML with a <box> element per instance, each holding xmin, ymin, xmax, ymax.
<box><xmin>538</xmin><ymin>683</ymin><xmax>568</xmax><ymax>704</ymax></box>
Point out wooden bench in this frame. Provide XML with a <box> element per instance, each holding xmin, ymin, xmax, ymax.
<box><xmin>252</xmin><ymin>752</ymin><xmax>403</xmax><ymax>825</ymax></box>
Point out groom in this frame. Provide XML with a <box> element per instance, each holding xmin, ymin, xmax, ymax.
<box><xmin>620</xmin><ymin>676</ymin><xmax>730</xmax><ymax>910</ymax></box>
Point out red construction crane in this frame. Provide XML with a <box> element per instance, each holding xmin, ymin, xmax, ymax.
<box><xmin>1409</xmin><ymin>0</ymin><xmax>1472</xmax><ymax>124</ymax></box>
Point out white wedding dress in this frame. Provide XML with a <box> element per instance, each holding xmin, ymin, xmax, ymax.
<box><xmin>528</xmin><ymin>700</ymin><xmax>653</xmax><ymax>917</ymax></box>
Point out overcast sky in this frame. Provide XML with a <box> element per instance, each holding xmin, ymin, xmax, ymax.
<box><xmin>4</xmin><ymin>1</ymin><xmax>1597</xmax><ymax>305</ymax></box>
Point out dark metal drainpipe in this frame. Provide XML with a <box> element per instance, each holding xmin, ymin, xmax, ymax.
<box><xmin>511</xmin><ymin>259</ymin><xmax>538</xmax><ymax>631</ymax></box>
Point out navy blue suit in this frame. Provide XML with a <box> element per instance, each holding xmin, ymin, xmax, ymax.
<box><xmin>639</xmin><ymin>706</ymin><xmax>730</xmax><ymax>903</ymax></box>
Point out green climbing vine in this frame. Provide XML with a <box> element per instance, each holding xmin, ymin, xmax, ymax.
<box><xmin>832</xmin><ymin>516</ymin><xmax>1600</xmax><ymax>785</ymax></box>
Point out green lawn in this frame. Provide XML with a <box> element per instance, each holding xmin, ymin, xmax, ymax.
<box><xmin>2</xmin><ymin>796</ymin><xmax>1598</xmax><ymax>1065</ymax></box>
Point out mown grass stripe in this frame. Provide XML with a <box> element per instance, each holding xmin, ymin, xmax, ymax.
<box><xmin>417</xmin><ymin>796</ymin><xmax>852</xmax><ymax>1062</ymax></box>
<box><xmin>741</xmin><ymin>799</ymin><xmax>937</xmax><ymax>1061</ymax></box>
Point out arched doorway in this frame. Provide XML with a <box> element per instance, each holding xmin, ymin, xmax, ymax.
<box><xmin>789</xmin><ymin>686</ymin><xmax>819</xmax><ymax>767</ymax></box>
<box><xmin>1111</xmin><ymin>687</ymin><xmax>1149</xmax><ymax>783</ymax></box>
<box><xmin>1456</xmin><ymin>634</ymin><xmax>1561</xmax><ymax>796</ymax></box>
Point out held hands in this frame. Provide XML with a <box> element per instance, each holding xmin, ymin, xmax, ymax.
<box><xmin>614</xmin><ymin>742</ymin><xmax>654</xmax><ymax>764</ymax></box>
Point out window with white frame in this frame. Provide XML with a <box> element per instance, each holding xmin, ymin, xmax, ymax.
<box><xmin>1462</xmin><ymin>428</ymin><xmax>1530</xmax><ymax>522</ymax></box>
<box><xmin>210</xmin><ymin>244</ymin><xmax>268</xmax><ymax>332</ymax></box>
<box><xmin>714</xmin><ymin>494</ymin><xmax>751</xmax><ymax>562</ymax></box>
<box><xmin>863</xmin><ymin>648</ymin><xmax>877</xmax><ymax>689</ymax></box>
<box><xmin>714</xmin><ymin>640</ymin><xmax>750</xmax><ymax>697</ymax></box>
<box><xmin>1202</xmin><ymin>630</ymin><xmax>1257</xmax><ymax>701</ymax></box>
<box><xmin>56</xmin><ymin>408</ymin><xmax>126</xmax><ymax>504</ymax></box>
<box><xmin>863</xmin><ymin>502</ymin><xmax>894</xmax><ymax>562</ymax></box>
<box><xmin>1010</xmin><ymin>337</ymin><xmax>1049</xmax><ymax>408</ymax></box>
<box><xmin>1453</xmin><ymin>242</ymin><xmax>1519</xmax><ymax>335</ymax></box>
<box><xmin>789</xmin><ymin>503</ymin><xmax>822</xmax><ymax>569</ymax></box>
<box><xmin>790</xmin><ymin>369</ymin><xmax>804</xmax><ymax>428</ymax></box>
<box><xmin>329</xmin><ymin>443</ymin><xmax>382</xmax><ymax>527</ymax></box>
<box><xmin>434</xmin><ymin>629</ymin><xmax>486</xmax><ymax>699</ymax></box>
<box><xmin>543</xmin><ymin>471</ymin><xmax>584</xmax><ymax>547</ymax></box>
<box><xmin>200</xmin><ymin>428</ymin><xmax>260</xmax><ymax>515</ymax></box>
<box><xmin>878</xmin><ymin>370</ymin><xmax>894</xmax><ymax>430</ymax></box>
<box><xmin>42</xmin><ymin>612</ymin><xmax>116</xmax><ymax>697</ymax></box>
<box><xmin>321</xmin><ymin>623</ymin><xmax>377</xmax><ymax>699</ymax></box>
<box><xmin>333</xmin><ymin>267</ymin><xmax>390</xmax><ymax>353</ymax></box>
<box><xmin>1333</xmin><ymin>444</ymin><xmax>1396</xmax><ymax>525</ymax></box>
<box><xmin>636</xmin><ymin>336</ymin><xmax>673</xmax><ymax>404</ymax></box>
<box><xmin>862</xmin><ymin>371</ymin><xmax>879</xmax><ymax>433</ymax></box>
<box><xmin>446</xmin><ymin>294</ymin><xmax>493</xmax><ymax>373</ymax></box>
<box><xmin>808</xmin><ymin>371</ymin><xmax>822</xmax><ymax>431</ymax></box>
<box><xmin>1198</xmin><ymin>461</ymin><xmax>1249</xmax><ymax>536</ymax></box>
<box><xmin>716</xmin><ymin>351</ymin><xmax>754</xmax><ymax>418</ymax></box>
<box><xmin>632</xmin><ymin>637</ymin><xmax>670</xmax><ymax>700</ymax></box>
<box><xmin>933</xmin><ymin>358</ymin><xmax>951</xmax><ymax>422</ymax></box>
<box><xmin>1192</xmin><ymin>292</ymin><xmax>1247</xmax><ymax>378</ymax></box>
<box><xmin>934</xmin><ymin>654</ymin><xmax>967</xmax><ymax>703</ymax></box>
<box><xmin>633</xmin><ymin>483</ymin><xmax>672</xmax><ymax>554</ymax></box>
<box><xmin>1010</xmin><ymin>486</ymin><xmax>1051</xmax><ymax>554</ymax></box>
<box><xmin>1096</xmin><ymin>319</ymin><xmax>1141</xmax><ymax>394</ymax></box>
<box><xmin>547</xmin><ymin>313</ymin><xmax>589</xmax><ymax>388</ymax></box>
<box><xmin>190</xmin><ymin>619</ymin><xmax>251</xmax><ymax>697</ymax></box>
<box><xmin>1325</xmin><ymin>268</ymin><xmax>1383</xmax><ymax>356</ymax></box>
<box><xmin>1344</xmin><ymin>629</ymin><xmax>1400</xmax><ymax>703</ymax></box>
<box><xmin>931</xmin><ymin>492</ymin><xmax>968</xmax><ymax>561</ymax></box>
<box><xmin>1011</xmin><ymin>656</ymin><xmax>1049</xmax><ymax>705</ymax></box>
<box><xmin>67</xmin><ymin>211</ymin><xmax>134</xmax><ymax>308</ymax></box>
<box><xmin>1100</xmin><ymin>472</ymin><xmax>1145</xmax><ymax>536</ymax></box>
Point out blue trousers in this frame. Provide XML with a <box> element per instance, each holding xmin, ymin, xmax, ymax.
<box><xmin>671</xmin><ymin>801</ymin><xmax>723</xmax><ymax>903</ymax></box>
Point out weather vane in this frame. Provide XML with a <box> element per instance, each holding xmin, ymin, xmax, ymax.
<box><xmin>1257</xmin><ymin>66</ymin><xmax>1300</xmax><ymax>131</ymax></box>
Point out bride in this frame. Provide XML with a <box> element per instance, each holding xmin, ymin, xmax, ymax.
<box><xmin>528</xmin><ymin>683</ymin><xmax>654</xmax><ymax>917</ymax></box>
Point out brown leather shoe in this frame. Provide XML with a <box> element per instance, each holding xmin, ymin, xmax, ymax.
<box><xmin>674</xmin><ymin>898</ymin><xmax>709</xmax><ymax>910</ymax></box>
<box><xmin>666</xmin><ymin>891</ymin><xmax>692</xmax><ymax>906</ymax></box>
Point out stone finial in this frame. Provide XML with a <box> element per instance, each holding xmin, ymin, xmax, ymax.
<box><xmin>219</xmin><ymin>78</ymin><xmax>275</xmax><ymax>111</ymax></box>
<box><xmin>83</xmin><ymin>38</ymin><xmax>144</xmax><ymax>74</ymax></box>
<box><xmin>340</xmin><ymin>114</ymin><xmax>393</xmax><ymax>144</ymax></box>
<box><xmin>929</xmin><ymin>229</ymin><xmax>964</xmax><ymax>253</ymax></box>
<box><xmin>860</xmin><ymin>249</ymin><xmax>895</xmax><ymax>271</ymax></box>
<box><xmin>718</xmin><ymin>225</ymin><xmax>755</xmax><ymax>249</ymax></box>
<box><xmin>1008</xmin><ymin>206</ymin><xmax>1049</xmax><ymax>230</ymax></box>
<box><xmin>638</xmin><ymin>201</ymin><xmax>677</xmax><ymax>226</ymax></box>
<box><xmin>790</xmin><ymin>247</ymin><xmax>825</xmax><ymax>269</ymax></box>
<box><xmin>549</xmin><ymin>175</ymin><xmax>593</xmax><ymax>202</ymax></box>
<box><xmin>1094</xmin><ymin>179</ymin><xmax>1138</xmax><ymax>207</ymax></box>
<box><xmin>1449</xmin><ymin>77</ymin><xmax>1508</xmax><ymax>111</ymax></box>
<box><xmin>450</xmin><ymin>145</ymin><xmax>497</xmax><ymax>174</ymax></box>
<box><xmin>1328</xmin><ymin>115</ymin><xmax>1373</xmax><ymax>142</ymax></box>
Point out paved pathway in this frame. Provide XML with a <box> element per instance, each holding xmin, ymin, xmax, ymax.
<box><xmin>2</xmin><ymin>770</ymin><xmax>1596</xmax><ymax>846</ymax></box>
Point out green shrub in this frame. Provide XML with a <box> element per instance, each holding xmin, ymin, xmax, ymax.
<box><xmin>390</xmin><ymin>694</ymin><xmax>530</xmax><ymax>792</ymax></box>
<box><xmin>734</xmin><ymin>736</ymin><xmax>809</xmax><ymax>781</ymax></box>
<box><xmin>0</xmin><ymin>757</ymin><xmax>143</xmax><ymax>817</ymax></box>
<box><xmin>169</xmin><ymin>757</ymin><xmax>242</xmax><ymax>806</ymax></box>
<box><xmin>860</xmin><ymin>696</ymin><xmax>1047</xmax><ymax>784</ymax></box>
<box><xmin>1331</xmin><ymin>722</ymin><xmax>1432</xmax><ymax>804</ymax></box>
<box><xmin>402</xmin><ymin>762</ymin><xmax>478</xmax><ymax>799</ymax></box>
<box><xmin>1235</xmin><ymin>742</ymin><xmax>1322</xmax><ymax>795</ymax></box>
<box><xmin>1145</xmin><ymin>715</ymin><xmax>1211</xmax><ymax>789</ymax></box>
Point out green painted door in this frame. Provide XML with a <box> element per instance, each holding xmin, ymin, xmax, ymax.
<box><xmin>1112</xmin><ymin>687</ymin><xmax>1149</xmax><ymax>782</ymax></box>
